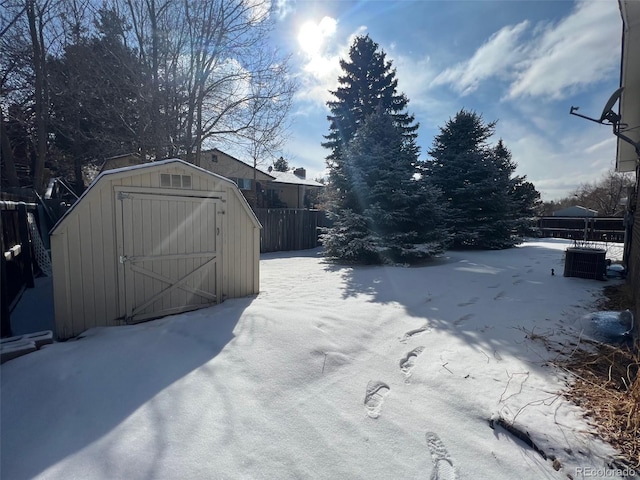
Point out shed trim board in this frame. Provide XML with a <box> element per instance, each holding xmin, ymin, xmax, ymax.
<box><xmin>51</xmin><ymin>159</ymin><xmax>261</xmax><ymax>339</ymax></box>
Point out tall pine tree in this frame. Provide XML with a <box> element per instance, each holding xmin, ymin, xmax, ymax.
<box><xmin>510</xmin><ymin>176</ymin><xmax>542</xmax><ymax>236</ymax></box>
<box><xmin>321</xmin><ymin>35</ymin><xmax>448</xmax><ymax>263</ymax></box>
<box><xmin>322</xmin><ymin>35</ymin><xmax>418</xmax><ymax>176</ymax></box>
<box><xmin>321</xmin><ymin>109</ymin><xmax>449</xmax><ymax>263</ymax></box>
<box><xmin>427</xmin><ymin>110</ymin><xmax>522</xmax><ymax>249</ymax></box>
<box><xmin>48</xmin><ymin>8</ymin><xmax>143</xmax><ymax>192</ymax></box>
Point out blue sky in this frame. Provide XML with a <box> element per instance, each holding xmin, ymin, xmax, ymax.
<box><xmin>267</xmin><ymin>0</ymin><xmax>624</xmax><ymax>201</ymax></box>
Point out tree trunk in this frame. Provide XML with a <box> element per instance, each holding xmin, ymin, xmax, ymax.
<box><xmin>26</xmin><ymin>0</ymin><xmax>48</xmax><ymax>195</ymax></box>
<box><xmin>1</xmin><ymin>108</ymin><xmax>20</xmax><ymax>187</ymax></box>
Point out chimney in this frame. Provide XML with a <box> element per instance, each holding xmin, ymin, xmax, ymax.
<box><xmin>293</xmin><ymin>167</ymin><xmax>306</xmax><ymax>179</ymax></box>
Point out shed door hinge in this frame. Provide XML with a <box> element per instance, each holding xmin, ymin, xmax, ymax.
<box><xmin>117</xmin><ymin>191</ymin><xmax>132</xmax><ymax>200</ymax></box>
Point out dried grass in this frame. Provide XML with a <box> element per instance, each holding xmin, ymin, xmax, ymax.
<box><xmin>561</xmin><ymin>339</ymin><xmax>640</xmax><ymax>468</ymax></box>
<box><xmin>549</xmin><ymin>282</ymin><xmax>640</xmax><ymax>468</ymax></box>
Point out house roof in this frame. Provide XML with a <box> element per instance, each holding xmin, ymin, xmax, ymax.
<box><xmin>205</xmin><ymin>148</ymin><xmax>276</xmax><ymax>180</ymax></box>
<box><xmin>269</xmin><ymin>171</ymin><xmax>324</xmax><ymax>187</ymax></box>
<box><xmin>553</xmin><ymin>205</ymin><xmax>598</xmax><ymax>217</ymax></box>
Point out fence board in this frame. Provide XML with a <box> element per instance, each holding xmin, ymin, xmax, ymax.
<box><xmin>537</xmin><ymin>217</ymin><xmax>625</xmax><ymax>243</ymax></box>
<box><xmin>1</xmin><ymin>201</ymin><xmax>38</xmax><ymax>337</ymax></box>
<box><xmin>256</xmin><ymin>209</ymin><xmax>328</xmax><ymax>253</ymax></box>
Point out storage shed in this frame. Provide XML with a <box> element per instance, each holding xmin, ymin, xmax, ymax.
<box><xmin>50</xmin><ymin>159</ymin><xmax>261</xmax><ymax>340</ymax></box>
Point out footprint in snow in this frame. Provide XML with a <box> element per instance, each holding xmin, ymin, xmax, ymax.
<box><xmin>454</xmin><ymin>314</ymin><xmax>473</xmax><ymax>326</ymax></box>
<box><xmin>457</xmin><ymin>297</ymin><xmax>479</xmax><ymax>307</ymax></box>
<box><xmin>401</xmin><ymin>325</ymin><xmax>430</xmax><ymax>342</ymax></box>
<box><xmin>426</xmin><ymin>432</ymin><xmax>458</xmax><ymax>480</ymax></box>
<box><xmin>364</xmin><ymin>381</ymin><xmax>390</xmax><ymax>419</ymax></box>
<box><xmin>400</xmin><ymin>347</ymin><xmax>425</xmax><ymax>379</ymax></box>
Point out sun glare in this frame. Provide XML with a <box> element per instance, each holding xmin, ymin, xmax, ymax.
<box><xmin>298</xmin><ymin>17</ymin><xmax>337</xmax><ymax>56</ymax></box>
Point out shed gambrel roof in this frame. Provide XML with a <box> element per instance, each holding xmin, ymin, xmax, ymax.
<box><xmin>51</xmin><ymin>158</ymin><xmax>261</xmax><ymax>234</ymax></box>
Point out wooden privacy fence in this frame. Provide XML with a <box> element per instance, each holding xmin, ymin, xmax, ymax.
<box><xmin>537</xmin><ymin>217</ymin><xmax>626</xmax><ymax>243</ymax></box>
<box><xmin>256</xmin><ymin>209</ymin><xmax>329</xmax><ymax>253</ymax></box>
<box><xmin>1</xmin><ymin>201</ymin><xmax>38</xmax><ymax>337</ymax></box>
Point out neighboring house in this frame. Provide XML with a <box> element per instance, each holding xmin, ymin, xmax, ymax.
<box><xmin>267</xmin><ymin>168</ymin><xmax>324</xmax><ymax>209</ymax></box>
<box><xmin>99</xmin><ymin>153</ymin><xmax>146</xmax><ymax>174</ymax></box>
<box><xmin>617</xmin><ymin>0</ymin><xmax>640</xmax><ymax>335</ymax></box>
<box><xmin>93</xmin><ymin>148</ymin><xmax>324</xmax><ymax>209</ymax></box>
<box><xmin>552</xmin><ymin>206</ymin><xmax>598</xmax><ymax>217</ymax></box>
<box><xmin>193</xmin><ymin>149</ymin><xmax>275</xmax><ymax>207</ymax></box>
<box><xmin>195</xmin><ymin>149</ymin><xmax>324</xmax><ymax>210</ymax></box>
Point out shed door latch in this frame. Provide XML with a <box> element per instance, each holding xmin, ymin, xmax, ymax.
<box><xmin>119</xmin><ymin>255</ymin><xmax>128</xmax><ymax>264</ymax></box>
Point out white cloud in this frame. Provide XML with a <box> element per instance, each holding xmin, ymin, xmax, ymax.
<box><xmin>243</xmin><ymin>0</ymin><xmax>272</xmax><ymax>23</ymax></box>
<box><xmin>431</xmin><ymin>0</ymin><xmax>620</xmax><ymax>101</ymax></box>
<box><xmin>500</xmin><ymin>121</ymin><xmax>617</xmax><ymax>201</ymax></box>
<box><xmin>507</xmin><ymin>0</ymin><xmax>620</xmax><ymax>99</ymax></box>
<box><xmin>432</xmin><ymin>21</ymin><xmax>529</xmax><ymax>95</ymax></box>
<box><xmin>584</xmin><ymin>137</ymin><xmax>617</xmax><ymax>155</ymax></box>
<box><xmin>274</xmin><ymin>0</ymin><xmax>294</xmax><ymax>20</ymax></box>
<box><xmin>391</xmin><ymin>50</ymin><xmax>438</xmax><ymax>102</ymax></box>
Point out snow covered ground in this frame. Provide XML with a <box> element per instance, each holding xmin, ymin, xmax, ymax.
<box><xmin>1</xmin><ymin>239</ymin><xmax>633</xmax><ymax>480</ymax></box>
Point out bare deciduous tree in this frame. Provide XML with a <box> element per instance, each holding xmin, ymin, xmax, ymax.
<box><xmin>120</xmin><ymin>0</ymin><xmax>295</xmax><ymax>164</ymax></box>
<box><xmin>574</xmin><ymin>170</ymin><xmax>635</xmax><ymax>217</ymax></box>
<box><xmin>542</xmin><ymin>170</ymin><xmax>636</xmax><ymax>217</ymax></box>
<box><xmin>2</xmin><ymin>0</ymin><xmax>295</xmax><ymax>192</ymax></box>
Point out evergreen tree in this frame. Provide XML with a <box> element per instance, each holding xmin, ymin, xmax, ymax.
<box><xmin>273</xmin><ymin>156</ymin><xmax>290</xmax><ymax>172</ymax></box>
<box><xmin>321</xmin><ymin>110</ymin><xmax>449</xmax><ymax>263</ymax></box>
<box><xmin>427</xmin><ymin>110</ymin><xmax>522</xmax><ymax>249</ymax></box>
<box><xmin>322</xmin><ymin>35</ymin><xmax>418</xmax><ymax>175</ymax></box>
<box><xmin>48</xmin><ymin>9</ymin><xmax>143</xmax><ymax>192</ymax></box>
<box><xmin>510</xmin><ymin>177</ymin><xmax>542</xmax><ymax>236</ymax></box>
<box><xmin>321</xmin><ymin>35</ymin><xmax>440</xmax><ymax>263</ymax></box>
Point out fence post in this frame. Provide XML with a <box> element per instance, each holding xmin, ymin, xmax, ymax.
<box><xmin>17</xmin><ymin>203</ymin><xmax>34</xmax><ymax>288</ymax></box>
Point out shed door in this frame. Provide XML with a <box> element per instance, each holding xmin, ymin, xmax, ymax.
<box><xmin>115</xmin><ymin>189</ymin><xmax>222</xmax><ymax>323</ymax></box>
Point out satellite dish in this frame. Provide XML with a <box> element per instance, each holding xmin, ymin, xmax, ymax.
<box><xmin>598</xmin><ymin>86</ymin><xmax>624</xmax><ymax>123</ymax></box>
<box><xmin>570</xmin><ymin>86</ymin><xmax>639</xmax><ymax>157</ymax></box>
<box><xmin>570</xmin><ymin>87</ymin><xmax>624</xmax><ymax>125</ymax></box>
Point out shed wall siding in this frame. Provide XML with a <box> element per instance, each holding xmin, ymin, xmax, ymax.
<box><xmin>222</xmin><ymin>185</ymin><xmax>260</xmax><ymax>299</ymax></box>
<box><xmin>51</xmin><ymin>181</ymin><xmax>121</xmax><ymax>338</ymax></box>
